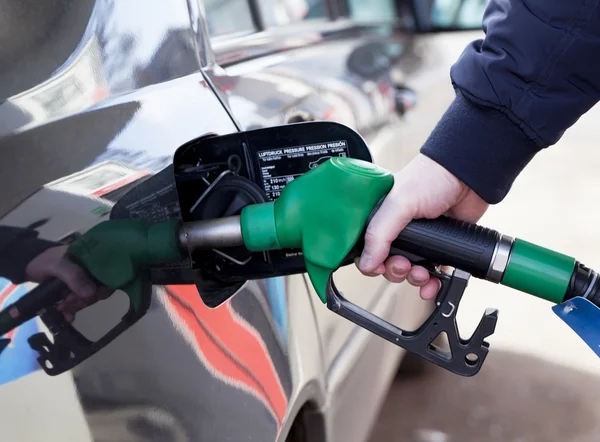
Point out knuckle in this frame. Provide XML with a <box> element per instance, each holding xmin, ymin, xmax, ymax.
<box><xmin>363</xmin><ymin>229</ymin><xmax>380</xmax><ymax>246</ymax></box>
<box><xmin>363</xmin><ymin>229</ymin><xmax>392</xmax><ymax>252</ymax></box>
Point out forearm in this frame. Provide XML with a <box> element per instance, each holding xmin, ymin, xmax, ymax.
<box><xmin>422</xmin><ymin>0</ymin><xmax>600</xmax><ymax>204</ymax></box>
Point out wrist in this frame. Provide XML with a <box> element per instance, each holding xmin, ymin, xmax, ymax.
<box><xmin>414</xmin><ymin>152</ymin><xmax>468</xmax><ymax>196</ymax></box>
<box><xmin>420</xmin><ymin>92</ymin><xmax>541</xmax><ymax>204</ymax></box>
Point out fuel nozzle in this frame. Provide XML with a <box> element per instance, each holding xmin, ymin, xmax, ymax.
<box><xmin>178</xmin><ymin>216</ymin><xmax>244</xmax><ymax>252</ymax></box>
<box><xmin>4</xmin><ymin>156</ymin><xmax>600</xmax><ymax>379</ymax></box>
<box><xmin>0</xmin><ymin>218</ymin><xmax>188</xmax><ymax>375</ymax></box>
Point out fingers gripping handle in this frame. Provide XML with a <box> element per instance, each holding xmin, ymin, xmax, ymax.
<box><xmin>0</xmin><ymin>279</ymin><xmax>70</xmax><ymax>337</ymax></box>
<box><xmin>28</xmin><ymin>277</ymin><xmax>151</xmax><ymax>376</ymax></box>
<box><xmin>26</xmin><ymin>219</ymin><xmax>183</xmax><ymax>375</ymax></box>
<box><xmin>0</xmin><ymin>276</ymin><xmax>148</xmax><ymax>339</ymax></box>
<box><xmin>334</xmin><ymin>213</ymin><xmax>503</xmax><ymax>376</ymax></box>
<box><xmin>0</xmin><ymin>277</ymin><xmax>150</xmax><ymax>376</ymax></box>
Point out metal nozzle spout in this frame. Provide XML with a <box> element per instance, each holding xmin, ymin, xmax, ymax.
<box><xmin>179</xmin><ymin>216</ymin><xmax>244</xmax><ymax>253</ymax></box>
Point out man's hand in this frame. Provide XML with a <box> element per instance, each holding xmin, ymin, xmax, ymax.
<box><xmin>357</xmin><ymin>154</ymin><xmax>489</xmax><ymax>300</ymax></box>
<box><xmin>25</xmin><ymin>246</ymin><xmax>112</xmax><ymax>322</ymax></box>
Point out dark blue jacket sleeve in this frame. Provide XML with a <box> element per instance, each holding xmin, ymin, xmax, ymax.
<box><xmin>0</xmin><ymin>227</ymin><xmax>57</xmax><ymax>284</ymax></box>
<box><xmin>420</xmin><ymin>0</ymin><xmax>600</xmax><ymax>203</ymax></box>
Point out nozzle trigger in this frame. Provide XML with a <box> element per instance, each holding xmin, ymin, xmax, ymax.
<box><xmin>27</xmin><ymin>277</ymin><xmax>152</xmax><ymax>376</ymax></box>
<box><xmin>326</xmin><ymin>269</ymin><xmax>498</xmax><ymax>376</ymax></box>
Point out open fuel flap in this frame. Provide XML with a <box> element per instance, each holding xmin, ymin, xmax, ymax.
<box><xmin>113</xmin><ymin>122</ymin><xmax>373</xmax><ymax>307</ymax></box>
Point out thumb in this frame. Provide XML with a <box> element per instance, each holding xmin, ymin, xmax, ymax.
<box><xmin>359</xmin><ymin>193</ymin><xmax>414</xmax><ymax>274</ymax></box>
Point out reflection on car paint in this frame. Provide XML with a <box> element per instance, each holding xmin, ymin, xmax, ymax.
<box><xmin>0</xmin><ymin>162</ymin><xmax>152</xmax><ymax>386</ymax></box>
<box><xmin>264</xmin><ymin>277</ymin><xmax>289</xmax><ymax>349</ymax></box>
<box><xmin>48</xmin><ymin>161</ymin><xmax>151</xmax><ymax>199</ymax></box>
<box><xmin>0</xmin><ymin>159</ymin><xmax>292</xmax><ymax>439</ymax></box>
<box><xmin>207</xmin><ymin>38</ymin><xmax>403</xmax><ymax>134</ymax></box>
<box><xmin>0</xmin><ymin>0</ymin><xmax>299</xmax><ymax>439</ymax></box>
<box><xmin>0</xmin><ymin>281</ymin><xmax>42</xmax><ymax>385</ymax></box>
<box><xmin>163</xmin><ymin>286</ymin><xmax>289</xmax><ymax>427</ymax></box>
<box><xmin>3</xmin><ymin>38</ymin><xmax>107</xmax><ymax>133</ymax></box>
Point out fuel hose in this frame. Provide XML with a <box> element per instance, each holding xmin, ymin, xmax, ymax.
<box><xmin>388</xmin><ymin>215</ymin><xmax>599</xmax><ymax>307</ymax></box>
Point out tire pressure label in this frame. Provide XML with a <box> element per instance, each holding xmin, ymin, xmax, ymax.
<box><xmin>257</xmin><ymin>140</ymin><xmax>349</xmax><ymax>200</ymax></box>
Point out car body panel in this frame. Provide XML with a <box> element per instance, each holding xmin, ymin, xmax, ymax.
<box><xmin>0</xmin><ymin>0</ymin><xmax>476</xmax><ymax>440</ymax></box>
<box><xmin>0</xmin><ymin>1</ymin><xmax>293</xmax><ymax>440</ymax></box>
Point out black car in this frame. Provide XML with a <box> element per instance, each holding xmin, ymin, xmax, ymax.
<box><xmin>0</xmin><ymin>0</ymin><xmax>485</xmax><ymax>440</ymax></box>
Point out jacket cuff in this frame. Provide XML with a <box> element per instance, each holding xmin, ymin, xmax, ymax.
<box><xmin>420</xmin><ymin>92</ymin><xmax>541</xmax><ymax>204</ymax></box>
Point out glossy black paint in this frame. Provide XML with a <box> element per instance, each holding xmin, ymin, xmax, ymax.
<box><xmin>0</xmin><ymin>0</ymin><xmax>479</xmax><ymax>440</ymax></box>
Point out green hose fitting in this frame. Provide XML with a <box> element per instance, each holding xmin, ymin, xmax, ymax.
<box><xmin>241</xmin><ymin>157</ymin><xmax>393</xmax><ymax>302</ymax></box>
<box><xmin>501</xmin><ymin>239</ymin><xmax>576</xmax><ymax>304</ymax></box>
<box><xmin>67</xmin><ymin>218</ymin><xmax>184</xmax><ymax>312</ymax></box>
<box><xmin>241</xmin><ymin>202</ymin><xmax>281</xmax><ymax>251</ymax></box>
<box><xmin>147</xmin><ymin>219</ymin><xmax>186</xmax><ymax>263</ymax></box>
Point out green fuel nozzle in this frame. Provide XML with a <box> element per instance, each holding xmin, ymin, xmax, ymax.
<box><xmin>236</xmin><ymin>157</ymin><xmax>600</xmax><ymax>375</ymax></box>
<box><xmin>0</xmin><ymin>219</ymin><xmax>185</xmax><ymax>335</ymax></box>
<box><xmin>241</xmin><ymin>157</ymin><xmax>393</xmax><ymax>301</ymax></box>
<box><xmin>3</xmin><ymin>156</ymin><xmax>599</xmax><ymax>377</ymax></box>
<box><xmin>239</xmin><ymin>157</ymin><xmax>600</xmax><ymax>309</ymax></box>
<box><xmin>0</xmin><ymin>218</ymin><xmax>187</xmax><ymax>375</ymax></box>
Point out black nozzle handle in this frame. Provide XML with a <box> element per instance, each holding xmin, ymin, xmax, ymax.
<box><xmin>0</xmin><ymin>279</ymin><xmax>70</xmax><ymax>336</ymax></box>
<box><xmin>565</xmin><ymin>262</ymin><xmax>600</xmax><ymax>308</ymax></box>
<box><xmin>389</xmin><ymin>216</ymin><xmax>502</xmax><ymax>279</ymax></box>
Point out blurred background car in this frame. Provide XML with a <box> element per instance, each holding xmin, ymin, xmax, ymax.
<box><xmin>5</xmin><ymin>1</ymin><xmax>574</xmax><ymax>441</ymax></box>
